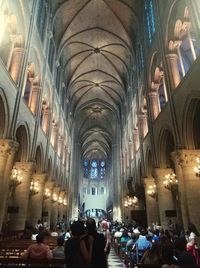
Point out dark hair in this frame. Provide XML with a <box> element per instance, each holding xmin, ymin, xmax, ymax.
<box><xmin>57</xmin><ymin>236</ymin><xmax>64</xmax><ymax>246</ymax></box>
<box><xmin>36</xmin><ymin>233</ymin><xmax>45</xmax><ymax>243</ymax></box>
<box><xmin>70</xmin><ymin>221</ymin><xmax>85</xmax><ymax>236</ymax></box>
<box><xmin>86</xmin><ymin>218</ymin><xmax>96</xmax><ymax>235</ymax></box>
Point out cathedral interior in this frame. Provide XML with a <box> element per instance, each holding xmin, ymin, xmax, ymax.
<box><xmin>0</xmin><ymin>0</ymin><xmax>200</xmax><ymax>233</ymax></box>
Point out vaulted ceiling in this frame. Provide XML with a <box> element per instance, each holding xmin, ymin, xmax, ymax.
<box><xmin>51</xmin><ymin>0</ymin><xmax>140</xmax><ymax>160</ymax></box>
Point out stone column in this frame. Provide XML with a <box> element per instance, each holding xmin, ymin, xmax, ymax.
<box><xmin>9</xmin><ymin>47</ymin><xmax>25</xmax><ymax>84</ymax></box>
<box><xmin>41</xmin><ymin>108</ymin><xmax>49</xmax><ymax>134</ymax></box>
<box><xmin>0</xmin><ymin>139</ymin><xmax>19</xmax><ymax>231</ymax></box>
<box><xmin>144</xmin><ymin>177</ymin><xmax>159</xmax><ymax>227</ymax></box>
<box><xmin>133</xmin><ymin>129</ymin><xmax>139</xmax><ymax>152</ymax></box>
<box><xmin>29</xmin><ymin>85</ymin><xmax>40</xmax><ymax>114</ymax></box>
<box><xmin>175</xmin><ymin>150</ymin><xmax>200</xmax><ymax>230</ymax></box>
<box><xmin>58</xmin><ymin>191</ymin><xmax>65</xmax><ymax>220</ymax></box>
<box><xmin>153</xmin><ymin>168</ymin><xmax>176</xmax><ymax>229</ymax></box>
<box><xmin>51</xmin><ymin>186</ymin><xmax>60</xmax><ymax>228</ymax></box>
<box><xmin>165</xmin><ymin>53</ymin><xmax>181</xmax><ymax>89</ymax></box>
<box><xmin>148</xmin><ymin>90</ymin><xmax>160</xmax><ymax>120</ymax></box>
<box><xmin>27</xmin><ymin>173</ymin><xmax>46</xmax><ymax>226</ymax></box>
<box><xmin>138</xmin><ymin>113</ymin><xmax>148</xmax><ymax>138</ymax></box>
<box><xmin>58</xmin><ymin>136</ymin><xmax>64</xmax><ymax>158</ymax></box>
<box><xmin>9</xmin><ymin>162</ymin><xmax>35</xmax><ymax>230</ymax></box>
<box><xmin>42</xmin><ymin>181</ymin><xmax>55</xmax><ymax>227</ymax></box>
<box><xmin>51</xmin><ymin>124</ymin><xmax>58</xmax><ymax>149</ymax></box>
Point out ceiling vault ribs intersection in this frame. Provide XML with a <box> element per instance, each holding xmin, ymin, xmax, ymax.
<box><xmin>52</xmin><ymin>0</ymin><xmax>139</xmax><ymax>160</ymax></box>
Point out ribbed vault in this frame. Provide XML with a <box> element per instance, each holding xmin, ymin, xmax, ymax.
<box><xmin>51</xmin><ymin>0</ymin><xmax>139</xmax><ymax>161</ymax></box>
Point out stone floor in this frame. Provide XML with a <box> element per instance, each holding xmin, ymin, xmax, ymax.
<box><xmin>108</xmin><ymin>248</ymin><xmax>125</xmax><ymax>267</ymax></box>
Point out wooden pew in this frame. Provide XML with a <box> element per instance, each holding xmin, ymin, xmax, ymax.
<box><xmin>137</xmin><ymin>265</ymin><xmax>200</xmax><ymax>268</ymax></box>
<box><xmin>0</xmin><ymin>258</ymin><xmax>65</xmax><ymax>267</ymax></box>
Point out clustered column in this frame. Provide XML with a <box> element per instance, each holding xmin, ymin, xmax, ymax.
<box><xmin>0</xmin><ymin>139</ymin><xmax>19</xmax><ymax>230</ymax></box>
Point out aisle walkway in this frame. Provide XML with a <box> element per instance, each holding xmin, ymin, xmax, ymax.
<box><xmin>108</xmin><ymin>247</ymin><xmax>125</xmax><ymax>267</ymax></box>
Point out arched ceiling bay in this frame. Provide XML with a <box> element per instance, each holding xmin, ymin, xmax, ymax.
<box><xmin>52</xmin><ymin>0</ymin><xmax>139</xmax><ymax>161</ymax></box>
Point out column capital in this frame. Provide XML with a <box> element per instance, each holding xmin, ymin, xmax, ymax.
<box><xmin>144</xmin><ymin>177</ymin><xmax>156</xmax><ymax>187</ymax></box>
<box><xmin>45</xmin><ymin>180</ymin><xmax>55</xmax><ymax>189</ymax></box>
<box><xmin>0</xmin><ymin>139</ymin><xmax>19</xmax><ymax>158</ymax></box>
<box><xmin>153</xmin><ymin>167</ymin><xmax>174</xmax><ymax>179</ymax></box>
<box><xmin>172</xmin><ymin>150</ymin><xmax>200</xmax><ymax>168</ymax></box>
<box><xmin>14</xmin><ymin>161</ymin><xmax>36</xmax><ymax>173</ymax></box>
<box><xmin>32</xmin><ymin>173</ymin><xmax>47</xmax><ymax>185</ymax></box>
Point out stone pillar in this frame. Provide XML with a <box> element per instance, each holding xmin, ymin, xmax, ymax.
<box><xmin>9</xmin><ymin>162</ymin><xmax>35</xmax><ymax>230</ymax></box>
<box><xmin>51</xmin><ymin>124</ymin><xmax>58</xmax><ymax>149</ymax></box>
<box><xmin>0</xmin><ymin>139</ymin><xmax>19</xmax><ymax>231</ymax></box>
<box><xmin>165</xmin><ymin>53</ymin><xmax>181</xmax><ymax>89</ymax></box>
<box><xmin>29</xmin><ymin>85</ymin><xmax>40</xmax><ymax>114</ymax></box>
<box><xmin>133</xmin><ymin>129</ymin><xmax>139</xmax><ymax>152</ymax></box>
<box><xmin>6</xmin><ymin>34</ymin><xmax>17</xmax><ymax>71</ymax></box>
<box><xmin>144</xmin><ymin>177</ymin><xmax>159</xmax><ymax>227</ymax></box>
<box><xmin>58</xmin><ymin>191</ymin><xmax>65</xmax><ymax>220</ymax></box>
<box><xmin>41</xmin><ymin>108</ymin><xmax>49</xmax><ymax>134</ymax></box>
<box><xmin>58</xmin><ymin>136</ymin><xmax>64</xmax><ymax>158</ymax></box>
<box><xmin>153</xmin><ymin>168</ymin><xmax>176</xmax><ymax>229</ymax></box>
<box><xmin>138</xmin><ymin>113</ymin><xmax>148</xmax><ymax>138</ymax></box>
<box><xmin>9</xmin><ymin>47</ymin><xmax>25</xmax><ymax>84</ymax></box>
<box><xmin>27</xmin><ymin>173</ymin><xmax>46</xmax><ymax>226</ymax></box>
<box><xmin>42</xmin><ymin>181</ymin><xmax>55</xmax><ymax>227</ymax></box>
<box><xmin>175</xmin><ymin>150</ymin><xmax>200</xmax><ymax>230</ymax></box>
<box><xmin>51</xmin><ymin>187</ymin><xmax>60</xmax><ymax>228</ymax></box>
<box><xmin>148</xmin><ymin>90</ymin><xmax>160</xmax><ymax>120</ymax></box>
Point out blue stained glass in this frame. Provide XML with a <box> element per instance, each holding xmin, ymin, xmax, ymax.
<box><xmin>145</xmin><ymin>0</ymin><xmax>155</xmax><ymax>45</ymax></box>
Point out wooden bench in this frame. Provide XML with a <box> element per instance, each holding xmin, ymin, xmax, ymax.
<box><xmin>0</xmin><ymin>258</ymin><xmax>65</xmax><ymax>267</ymax></box>
<box><xmin>0</xmin><ymin>238</ymin><xmax>58</xmax><ymax>258</ymax></box>
<box><xmin>137</xmin><ymin>265</ymin><xmax>200</xmax><ymax>268</ymax></box>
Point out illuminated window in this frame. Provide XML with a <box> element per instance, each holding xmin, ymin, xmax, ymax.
<box><xmin>91</xmin><ymin>159</ymin><xmax>98</xmax><ymax>179</ymax></box>
<box><xmin>145</xmin><ymin>0</ymin><xmax>155</xmax><ymax>45</ymax></box>
<box><xmin>83</xmin><ymin>160</ymin><xmax>89</xmax><ymax>178</ymax></box>
<box><xmin>100</xmin><ymin>160</ymin><xmax>105</xmax><ymax>179</ymax></box>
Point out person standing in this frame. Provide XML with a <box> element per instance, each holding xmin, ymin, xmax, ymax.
<box><xmin>86</xmin><ymin>218</ymin><xmax>107</xmax><ymax>268</ymax></box>
<box><xmin>65</xmin><ymin>220</ymin><xmax>93</xmax><ymax>268</ymax></box>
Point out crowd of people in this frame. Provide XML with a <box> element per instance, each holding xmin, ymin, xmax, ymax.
<box><xmin>21</xmin><ymin>218</ymin><xmax>110</xmax><ymax>268</ymax></box>
<box><xmin>110</xmin><ymin>220</ymin><xmax>200</xmax><ymax>267</ymax></box>
<box><xmin>20</xmin><ymin>217</ymin><xmax>200</xmax><ymax>268</ymax></box>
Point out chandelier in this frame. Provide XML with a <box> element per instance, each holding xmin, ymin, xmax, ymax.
<box><xmin>147</xmin><ymin>184</ymin><xmax>157</xmax><ymax>199</ymax></box>
<box><xmin>194</xmin><ymin>158</ymin><xmax>200</xmax><ymax>177</ymax></box>
<box><xmin>163</xmin><ymin>172</ymin><xmax>178</xmax><ymax>192</ymax></box>
<box><xmin>63</xmin><ymin>198</ymin><xmax>67</xmax><ymax>206</ymax></box>
<box><xmin>30</xmin><ymin>180</ymin><xmax>39</xmax><ymax>195</ymax></box>
<box><xmin>124</xmin><ymin>195</ymin><xmax>138</xmax><ymax>208</ymax></box>
<box><xmin>44</xmin><ymin>188</ymin><xmax>51</xmax><ymax>199</ymax></box>
<box><xmin>10</xmin><ymin>167</ymin><xmax>22</xmax><ymax>196</ymax></box>
<box><xmin>52</xmin><ymin>193</ymin><xmax>58</xmax><ymax>203</ymax></box>
<box><xmin>58</xmin><ymin>197</ymin><xmax>63</xmax><ymax>205</ymax></box>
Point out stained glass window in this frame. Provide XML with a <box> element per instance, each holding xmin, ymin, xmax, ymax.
<box><xmin>83</xmin><ymin>160</ymin><xmax>89</xmax><ymax>178</ymax></box>
<box><xmin>100</xmin><ymin>160</ymin><xmax>105</xmax><ymax>179</ymax></box>
<box><xmin>83</xmin><ymin>158</ymin><xmax>106</xmax><ymax>179</ymax></box>
<box><xmin>36</xmin><ymin>0</ymin><xmax>47</xmax><ymax>43</ymax></box>
<box><xmin>91</xmin><ymin>159</ymin><xmax>98</xmax><ymax>179</ymax></box>
<box><xmin>145</xmin><ymin>0</ymin><xmax>156</xmax><ymax>45</ymax></box>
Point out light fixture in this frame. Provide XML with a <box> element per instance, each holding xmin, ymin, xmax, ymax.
<box><xmin>52</xmin><ymin>193</ymin><xmax>58</xmax><ymax>203</ymax></box>
<box><xmin>63</xmin><ymin>198</ymin><xmax>67</xmax><ymax>206</ymax></box>
<box><xmin>147</xmin><ymin>184</ymin><xmax>157</xmax><ymax>199</ymax></box>
<box><xmin>9</xmin><ymin>167</ymin><xmax>22</xmax><ymax>196</ymax></box>
<box><xmin>58</xmin><ymin>197</ymin><xmax>63</xmax><ymax>205</ymax></box>
<box><xmin>30</xmin><ymin>180</ymin><xmax>39</xmax><ymax>196</ymax></box>
<box><xmin>163</xmin><ymin>172</ymin><xmax>178</xmax><ymax>192</ymax></box>
<box><xmin>194</xmin><ymin>158</ymin><xmax>200</xmax><ymax>177</ymax></box>
<box><xmin>44</xmin><ymin>188</ymin><xmax>51</xmax><ymax>199</ymax></box>
<box><xmin>124</xmin><ymin>195</ymin><xmax>138</xmax><ymax>208</ymax></box>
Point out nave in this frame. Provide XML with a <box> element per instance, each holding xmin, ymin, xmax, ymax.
<box><xmin>108</xmin><ymin>248</ymin><xmax>125</xmax><ymax>268</ymax></box>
